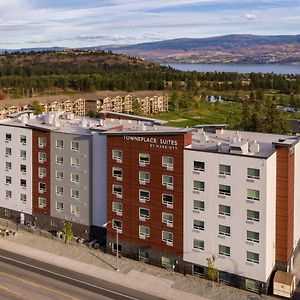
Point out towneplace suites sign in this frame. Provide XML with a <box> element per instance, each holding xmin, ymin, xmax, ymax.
<box><xmin>123</xmin><ymin>136</ymin><xmax>178</xmax><ymax>150</ymax></box>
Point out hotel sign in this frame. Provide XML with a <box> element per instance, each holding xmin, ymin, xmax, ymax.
<box><xmin>123</xmin><ymin>136</ymin><xmax>178</xmax><ymax>150</ymax></box>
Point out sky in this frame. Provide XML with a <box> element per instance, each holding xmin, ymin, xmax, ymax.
<box><xmin>0</xmin><ymin>0</ymin><xmax>299</xmax><ymax>49</ymax></box>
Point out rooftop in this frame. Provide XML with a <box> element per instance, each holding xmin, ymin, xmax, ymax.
<box><xmin>186</xmin><ymin>128</ymin><xmax>299</xmax><ymax>158</ymax></box>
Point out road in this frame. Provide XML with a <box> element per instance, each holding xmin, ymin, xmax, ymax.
<box><xmin>0</xmin><ymin>249</ymin><xmax>163</xmax><ymax>300</ymax></box>
<box><xmin>0</xmin><ymin>260</ymin><xmax>111</xmax><ymax>300</ymax></box>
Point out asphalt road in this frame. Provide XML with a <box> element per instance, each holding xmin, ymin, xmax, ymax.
<box><xmin>0</xmin><ymin>249</ymin><xmax>164</xmax><ymax>300</ymax></box>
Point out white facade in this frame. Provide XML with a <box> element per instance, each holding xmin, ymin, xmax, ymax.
<box><xmin>0</xmin><ymin>125</ymin><xmax>33</xmax><ymax>215</ymax></box>
<box><xmin>92</xmin><ymin>133</ymin><xmax>107</xmax><ymax>227</ymax></box>
<box><xmin>183</xmin><ymin>149</ymin><xmax>277</xmax><ymax>283</ymax></box>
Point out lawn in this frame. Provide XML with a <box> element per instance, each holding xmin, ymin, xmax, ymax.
<box><xmin>155</xmin><ymin>101</ymin><xmax>242</xmax><ymax>128</ymax></box>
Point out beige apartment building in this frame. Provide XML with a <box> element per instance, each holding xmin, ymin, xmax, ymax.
<box><xmin>0</xmin><ymin>91</ymin><xmax>168</xmax><ymax>119</ymax></box>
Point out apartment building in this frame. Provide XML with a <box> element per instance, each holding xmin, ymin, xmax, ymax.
<box><xmin>183</xmin><ymin>128</ymin><xmax>300</xmax><ymax>293</ymax></box>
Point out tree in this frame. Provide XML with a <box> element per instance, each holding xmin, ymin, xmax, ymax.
<box><xmin>206</xmin><ymin>255</ymin><xmax>219</xmax><ymax>284</ymax></box>
<box><xmin>132</xmin><ymin>100</ymin><xmax>143</xmax><ymax>116</ymax></box>
<box><xmin>63</xmin><ymin>221</ymin><xmax>74</xmax><ymax>244</ymax></box>
<box><xmin>29</xmin><ymin>101</ymin><xmax>44</xmax><ymax>115</ymax></box>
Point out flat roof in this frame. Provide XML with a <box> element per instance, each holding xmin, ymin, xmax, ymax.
<box><xmin>186</xmin><ymin>129</ymin><xmax>299</xmax><ymax>158</ymax></box>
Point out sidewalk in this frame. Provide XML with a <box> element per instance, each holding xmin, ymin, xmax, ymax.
<box><xmin>0</xmin><ymin>228</ymin><xmax>276</xmax><ymax>300</ymax></box>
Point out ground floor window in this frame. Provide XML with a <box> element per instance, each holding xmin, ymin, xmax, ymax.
<box><xmin>4</xmin><ymin>209</ymin><xmax>12</xmax><ymax>218</ymax></box>
<box><xmin>50</xmin><ymin>220</ymin><xmax>58</xmax><ymax>228</ymax></box>
<box><xmin>219</xmin><ymin>271</ymin><xmax>231</xmax><ymax>284</ymax></box>
<box><xmin>112</xmin><ymin>243</ymin><xmax>122</xmax><ymax>254</ymax></box>
<box><xmin>245</xmin><ymin>278</ymin><xmax>260</xmax><ymax>293</ymax></box>
<box><xmin>193</xmin><ymin>265</ymin><xmax>204</xmax><ymax>277</ymax></box>
<box><xmin>139</xmin><ymin>249</ymin><xmax>149</xmax><ymax>262</ymax></box>
<box><xmin>161</xmin><ymin>256</ymin><xmax>174</xmax><ymax>268</ymax></box>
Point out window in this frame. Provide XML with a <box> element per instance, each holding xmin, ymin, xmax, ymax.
<box><xmin>247</xmin><ymin>168</ymin><xmax>260</xmax><ymax>179</ymax></box>
<box><xmin>194</xmin><ymin>161</ymin><xmax>205</xmax><ymax>172</ymax></box>
<box><xmin>112</xmin><ymin>219</ymin><xmax>122</xmax><ymax>232</ymax></box>
<box><xmin>219</xmin><ymin>244</ymin><xmax>230</xmax><ymax>256</ymax></box>
<box><xmin>139</xmin><ymin>153</ymin><xmax>150</xmax><ymax>165</ymax></box>
<box><xmin>193</xmin><ymin>239</ymin><xmax>204</xmax><ymax>250</ymax></box>
<box><xmin>38</xmin><ymin>197</ymin><xmax>47</xmax><ymax>208</ymax></box>
<box><xmin>247</xmin><ymin>231</ymin><xmax>260</xmax><ymax>243</ymax></box>
<box><xmin>139</xmin><ymin>171</ymin><xmax>150</xmax><ymax>184</ymax></box>
<box><xmin>193</xmin><ymin>200</ymin><xmax>205</xmax><ymax>211</ymax></box>
<box><xmin>193</xmin><ymin>220</ymin><xmax>204</xmax><ymax>231</ymax></box>
<box><xmin>38</xmin><ymin>137</ymin><xmax>46</xmax><ymax>148</ymax></box>
<box><xmin>139</xmin><ymin>249</ymin><xmax>149</xmax><ymax>262</ymax></box>
<box><xmin>20</xmin><ymin>164</ymin><xmax>26</xmax><ymax>173</ymax></box>
<box><xmin>162</xmin><ymin>156</ymin><xmax>173</xmax><ymax>169</ymax></box>
<box><xmin>219</xmin><ymin>205</ymin><xmax>231</xmax><ymax>216</ymax></box>
<box><xmin>56</xmin><ymin>170</ymin><xmax>64</xmax><ymax>180</ymax></box>
<box><xmin>20</xmin><ymin>193</ymin><xmax>27</xmax><ymax>203</ymax></box>
<box><xmin>56</xmin><ymin>155</ymin><xmax>64</xmax><ymax>165</ymax></box>
<box><xmin>20</xmin><ymin>179</ymin><xmax>26</xmax><ymax>188</ymax></box>
<box><xmin>112</xmin><ymin>149</ymin><xmax>122</xmax><ymax>162</ymax></box>
<box><xmin>247</xmin><ymin>189</ymin><xmax>260</xmax><ymax>201</ymax></box>
<box><xmin>39</xmin><ymin>152</ymin><xmax>46</xmax><ymax>163</ymax></box>
<box><xmin>71</xmin><ymin>204</ymin><xmax>80</xmax><ymax>216</ymax></box>
<box><xmin>39</xmin><ymin>183</ymin><xmax>46</xmax><ymax>193</ymax></box>
<box><xmin>71</xmin><ymin>173</ymin><xmax>80</xmax><ymax>183</ymax></box>
<box><xmin>219</xmin><ymin>164</ymin><xmax>231</xmax><ymax>175</ymax></box>
<box><xmin>56</xmin><ymin>140</ymin><xmax>64</xmax><ymax>149</ymax></box>
<box><xmin>162</xmin><ymin>213</ymin><xmax>173</xmax><ymax>227</ymax></box>
<box><xmin>193</xmin><ymin>180</ymin><xmax>205</xmax><ymax>192</ymax></box>
<box><xmin>112</xmin><ymin>184</ymin><xmax>122</xmax><ymax>197</ymax></box>
<box><xmin>162</xmin><ymin>231</ymin><xmax>173</xmax><ymax>245</ymax></box>
<box><xmin>245</xmin><ymin>279</ymin><xmax>260</xmax><ymax>293</ymax></box>
<box><xmin>219</xmin><ymin>271</ymin><xmax>231</xmax><ymax>284</ymax></box>
<box><xmin>5</xmin><ymin>190</ymin><xmax>12</xmax><ymax>199</ymax></box>
<box><xmin>5</xmin><ymin>133</ymin><xmax>11</xmax><ymax>142</ymax></box>
<box><xmin>5</xmin><ymin>176</ymin><xmax>11</xmax><ymax>185</ymax></box>
<box><xmin>71</xmin><ymin>157</ymin><xmax>79</xmax><ymax>167</ymax></box>
<box><xmin>219</xmin><ymin>184</ymin><xmax>231</xmax><ymax>196</ymax></box>
<box><xmin>6</xmin><ymin>162</ymin><xmax>12</xmax><ymax>170</ymax></box>
<box><xmin>139</xmin><ymin>190</ymin><xmax>150</xmax><ymax>202</ymax></box>
<box><xmin>56</xmin><ymin>202</ymin><xmax>64</xmax><ymax>211</ymax></box>
<box><xmin>112</xmin><ymin>202</ymin><xmax>122</xmax><ymax>214</ymax></box>
<box><xmin>71</xmin><ymin>189</ymin><xmax>79</xmax><ymax>199</ymax></box>
<box><xmin>219</xmin><ymin>225</ymin><xmax>231</xmax><ymax>236</ymax></box>
<box><xmin>56</xmin><ymin>186</ymin><xmax>64</xmax><ymax>196</ymax></box>
<box><xmin>139</xmin><ymin>208</ymin><xmax>150</xmax><ymax>220</ymax></box>
<box><xmin>162</xmin><ymin>194</ymin><xmax>173</xmax><ymax>208</ymax></box>
<box><xmin>247</xmin><ymin>251</ymin><xmax>259</xmax><ymax>264</ymax></box>
<box><xmin>139</xmin><ymin>226</ymin><xmax>150</xmax><ymax>238</ymax></box>
<box><xmin>193</xmin><ymin>265</ymin><xmax>204</xmax><ymax>277</ymax></box>
<box><xmin>20</xmin><ymin>150</ymin><xmax>26</xmax><ymax>159</ymax></box>
<box><xmin>4</xmin><ymin>209</ymin><xmax>12</xmax><ymax>217</ymax></box>
<box><xmin>71</xmin><ymin>141</ymin><xmax>79</xmax><ymax>151</ymax></box>
<box><xmin>161</xmin><ymin>256</ymin><xmax>173</xmax><ymax>268</ymax></box>
<box><xmin>162</xmin><ymin>175</ymin><xmax>173</xmax><ymax>189</ymax></box>
<box><xmin>247</xmin><ymin>210</ymin><xmax>260</xmax><ymax>222</ymax></box>
<box><xmin>38</xmin><ymin>167</ymin><xmax>46</xmax><ymax>178</ymax></box>
<box><xmin>20</xmin><ymin>135</ymin><xmax>26</xmax><ymax>145</ymax></box>
<box><xmin>112</xmin><ymin>167</ymin><xmax>122</xmax><ymax>180</ymax></box>
<box><xmin>5</xmin><ymin>147</ymin><xmax>11</xmax><ymax>156</ymax></box>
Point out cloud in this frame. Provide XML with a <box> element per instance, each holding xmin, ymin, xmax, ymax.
<box><xmin>244</xmin><ymin>13</ymin><xmax>258</xmax><ymax>20</ymax></box>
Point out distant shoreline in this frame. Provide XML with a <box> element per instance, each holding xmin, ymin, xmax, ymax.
<box><xmin>168</xmin><ymin>63</ymin><xmax>300</xmax><ymax>74</ymax></box>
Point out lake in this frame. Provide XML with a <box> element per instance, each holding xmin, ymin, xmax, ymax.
<box><xmin>169</xmin><ymin>63</ymin><xmax>300</xmax><ymax>75</ymax></box>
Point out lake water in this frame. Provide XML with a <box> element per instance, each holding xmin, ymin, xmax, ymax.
<box><xmin>169</xmin><ymin>63</ymin><xmax>300</xmax><ymax>75</ymax></box>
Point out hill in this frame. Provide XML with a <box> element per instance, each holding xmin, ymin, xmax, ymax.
<box><xmin>99</xmin><ymin>34</ymin><xmax>300</xmax><ymax>65</ymax></box>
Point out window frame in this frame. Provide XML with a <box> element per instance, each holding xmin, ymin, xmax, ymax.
<box><xmin>219</xmin><ymin>204</ymin><xmax>231</xmax><ymax>216</ymax></box>
<box><xmin>219</xmin><ymin>164</ymin><xmax>231</xmax><ymax>176</ymax></box>
<box><xmin>247</xmin><ymin>168</ymin><xmax>260</xmax><ymax>180</ymax></box>
<box><xmin>219</xmin><ymin>224</ymin><xmax>231</xmax><ymax>236</ymax></box>
<box><xmin>193</xmin><ymin>161</ymin><xmax>205</xmax><ymax>172</ymax></box>
<box><xmin>219</xmin><ymin>244</ymin><xmax>231</xmax><ymax>257</ymax></box>
<box><xmin>219</xmin><ymin>184</ymin><xmax>231</xmax><ymax>196</ymax></box>
<box><xmin>139</xmin><ymin>153</ymin><xmax>150</xmax><ymax>166</ymax></box>
<box><xmin>162</xmin><ymin>231</ymin><xmax>173</xmax><ymax>246</ymax></box>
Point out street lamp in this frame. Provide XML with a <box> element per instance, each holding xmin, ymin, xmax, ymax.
<box><xmin>103</xmin><ymin>220</ymin><xmax>119</xmax><ymax>271</ymax></box>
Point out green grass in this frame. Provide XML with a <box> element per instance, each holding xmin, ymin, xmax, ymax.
<box><xmin>155</xmin><ymin>102</ymin><xmax>242</xmax><ymax>128</ymax></box>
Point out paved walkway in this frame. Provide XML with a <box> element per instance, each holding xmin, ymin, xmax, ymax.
<box><xmin>0</xmin><ymin>226</ymin><xmax>276</xmax><ymax>300</ymax></box>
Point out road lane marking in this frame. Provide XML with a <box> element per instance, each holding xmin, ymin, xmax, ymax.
<box><xmin>0</xmin><ymin>271</ymin><xmax>79</xmax><ymax>300</ymax></box>
<box><xmin>0</xmin><ymin>254</ymin><xmax>141</xmax><ymax>300</ymax></box>
<box><xmin>0</xmin><ymin>283</ymin><xmax>26</xmax><ymax>298</ymax></box>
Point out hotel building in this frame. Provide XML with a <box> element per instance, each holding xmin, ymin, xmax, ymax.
<box><xmin>0</xmin><ymin>111</ymin><xmax>299</xmax><ymax>294</ymax></box>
